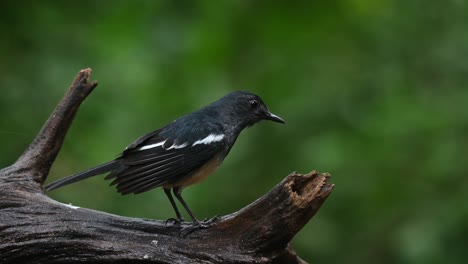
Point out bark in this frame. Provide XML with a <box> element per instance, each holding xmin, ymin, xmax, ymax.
<box><xmin>0</xmin><ymin>69</ymin><xmax>334</xmax><ymax>264</ymax></box>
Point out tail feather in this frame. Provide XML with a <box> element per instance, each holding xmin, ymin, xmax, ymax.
<box><xmin>44</xmin><ymin>160</ymin><xmax>121</xmax><ymax>191</ymax></box>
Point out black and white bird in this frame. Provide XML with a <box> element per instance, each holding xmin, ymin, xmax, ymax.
<box><xmin>45</xmin><ymin>91</ymin><xmax>285</xmax><ymax>225</ymax></box>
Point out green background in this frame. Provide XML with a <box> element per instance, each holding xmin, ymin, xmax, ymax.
<box><xmin>1</xmin><ymin>1</ymin><xmax>467</xmax><ymax>263</ymax></box>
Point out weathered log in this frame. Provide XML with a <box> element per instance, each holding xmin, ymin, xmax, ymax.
<box><xmin>0</xmin><ymin>69</ymin><xmax>333</xmax><ymax>264</ymax></box>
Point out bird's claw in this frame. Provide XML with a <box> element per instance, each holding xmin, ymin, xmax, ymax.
<box><xmin>165</xmin><ymin>217</ymin><xmax>184</xmax><ymax>226</ymax></box>
<box><xmin>202</xmin><ymin>215</ymin><xmax>220</xmax><ymax>224</ymax></box>
<box><xmin>178</xmin><ymin>216</ymin><xmax>221</xmax><ymax>238</ymax></box>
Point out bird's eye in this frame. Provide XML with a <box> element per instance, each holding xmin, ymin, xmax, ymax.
<box><xmin>249</xmin><ymin>99</ymin><xmax>259</xmax><ymax>109</ymax></box>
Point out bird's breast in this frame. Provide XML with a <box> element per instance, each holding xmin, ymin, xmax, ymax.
<box><xmin>164</xmin><ymin>155</ymin><xmax>223</xmax><ymax>189</ymax></box>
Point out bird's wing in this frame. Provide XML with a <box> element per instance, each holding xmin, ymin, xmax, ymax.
<box><xmin>105</xmin><ymin>130</ymin><xmax>225</xmax><ymax>195</ymax></box>
<box><xmin>122</xmin><ymin>128</ymin><xmax>165</xmax><ymax>153</ymax></box>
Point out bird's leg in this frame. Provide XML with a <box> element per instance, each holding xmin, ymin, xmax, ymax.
<box><xmin>173</xmin><ymin>187</ymin><xmax>221</xmax><ymax>237</ymax></box>
<box><xmin>173</xmin><ymin>187</ymin><xmax>198</xmax><ymax>224</ymax></box>
<box><xmin>164</xmin><ymin>187</ymin><xmax>184</xmax><ymax>225</ymax></box>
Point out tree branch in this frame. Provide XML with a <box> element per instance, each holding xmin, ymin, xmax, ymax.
<box><xmin>0</xmin><ymin>69</ymin><xmax>333</xmax><ymax>264</ymax></box>
<box><xmin>4</xmin><ymin>69</ymin><xmax>97</xmax><ymax>186</ymax></box>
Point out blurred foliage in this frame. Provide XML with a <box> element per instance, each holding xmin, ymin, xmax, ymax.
<box><xmin>1</xmin><ymin>1</ymin><xmax>468</xmax><ymax>263</ymax></box>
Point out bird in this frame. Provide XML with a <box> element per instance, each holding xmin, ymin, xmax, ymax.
<box><xmin>44</xmin><ymin>91</ymin><xmax>285</xmax><ymax>227</ymax></box>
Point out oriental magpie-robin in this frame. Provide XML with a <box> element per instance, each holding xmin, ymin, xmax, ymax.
<box><xmin>45</xmin><ymin>91</ymin><xmax>285</xmax><ymax>225</ymax></box>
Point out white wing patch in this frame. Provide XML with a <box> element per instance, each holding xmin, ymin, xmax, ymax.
<box><xmin>137</xmin><ymin>133</ymin><xmax>224</xmax><ymax>150</ymax></box>
<box><xmin>138</xmin><ymin>140</ymin><xmax>189</xmax><ymax>151</ymax></box>
<box><xmin>192</xmin><ymin>134</ymin><xmax>225</xmax><ymax>146</ymax></box>
<box><xmin>138</xmin><ymin>141</ymin><xmax>166</xmax><ymax>151</ymax></box>
<box><xmin>164</xmin><ymin>142</ymin><xmax>188</xmax><ymax>150</ymax></box>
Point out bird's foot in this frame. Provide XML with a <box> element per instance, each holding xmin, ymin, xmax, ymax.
<box><xmin>202</xmin><ymin>214</ymin><xmax>221</xmax><ymax>224</ymax></box>
<box><xmin>165</xmin><ymin>217</ymin><xmax>184</xmax><ymax>226</ymax></box>
<box><xmin>179</xmin><ymin>216</ymin><xmax>221</xmax><ymax>238</ymax></box>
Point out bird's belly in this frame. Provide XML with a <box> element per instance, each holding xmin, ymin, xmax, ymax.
<box><xmin>165</xmin><ymin>157</ymin><xmax>222</xmax><ymax>189</ymax></box>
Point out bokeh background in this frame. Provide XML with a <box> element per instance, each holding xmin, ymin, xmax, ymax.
<box><xmin>1</xmin><ymin>1</ymin><xmax>467</xmax><ymax>263</ymax></box>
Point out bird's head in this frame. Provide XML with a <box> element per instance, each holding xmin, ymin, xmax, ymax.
<box><xmin>218</xmin><ymin>91</ymin><xmax>285</xmax><ymax>128</ymax></box>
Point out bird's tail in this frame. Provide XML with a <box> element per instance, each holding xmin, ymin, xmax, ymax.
<box><xmin>44</xmin><ymin>160</ymin><xmax>121</xmax><ymax>192</ymax></box>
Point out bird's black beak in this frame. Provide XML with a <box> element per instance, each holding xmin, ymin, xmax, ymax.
<box><xmin>265</xmin><ymin>111</ymin><xmax>286</xmax><ymax>124</ymax></box>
